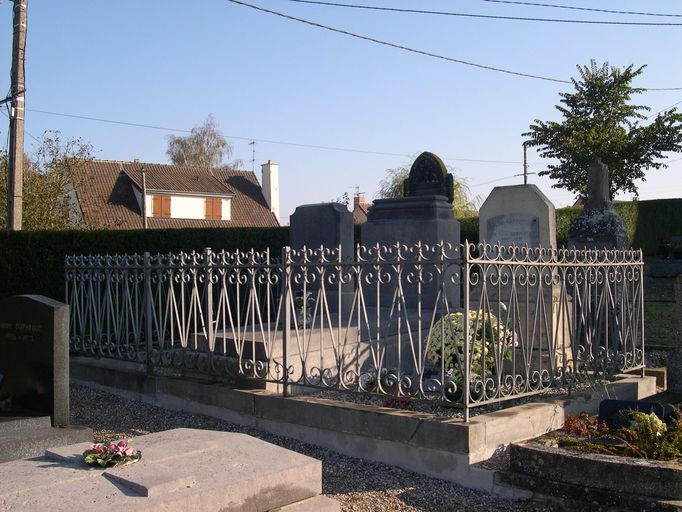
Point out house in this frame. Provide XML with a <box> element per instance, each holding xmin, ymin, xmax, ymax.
<box><xmin>72</xmin><ymin>159</ymin><xmax>280</xmax><ymax>229</ymax></box>
<box><xmin>352</xmin><ymin>192</ymin><xmax>372</xmax><ymax>224</ymax></box>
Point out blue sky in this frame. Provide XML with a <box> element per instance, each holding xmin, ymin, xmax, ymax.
<box><xmin>1</xmin><ymin>0</ymin><xmax>681</xmax><ymax>223</ymax></box>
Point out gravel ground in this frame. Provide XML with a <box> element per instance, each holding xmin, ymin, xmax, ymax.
<box><xmin>71</xmin><ymin>383</ymin><xmax>555</xmax><ymax>512</ymax></box>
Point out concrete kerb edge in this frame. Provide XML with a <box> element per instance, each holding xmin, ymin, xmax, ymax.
<box><xmin>70</xmin><ymin>357</ymin><xmax>656</xmax><ymax>498</ymax></box>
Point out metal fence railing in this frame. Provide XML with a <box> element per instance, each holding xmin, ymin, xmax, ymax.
<box><xmin>65</xmin><ymin>242</ymin><xmax>644</xmax><ymax>420</ymax></box>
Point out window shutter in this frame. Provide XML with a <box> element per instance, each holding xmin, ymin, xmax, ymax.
<box><xmin>152</xmin><ymin>196</ymin><xmax>161</xmax><ymax>217</ymax></box>
<box><xmin>213</xmin><ymin>198</ymin><xmax>222</xmax><ymax>220</ymax></box>
<box><xmin>162</xmin><ymin>196</ymin><xmax>171</xmax><ymax>217</ymax></box>
<box><xmin>205</xmin><ymin>198</ymin><xmax>222</xmax><ymax>220</ymax></box>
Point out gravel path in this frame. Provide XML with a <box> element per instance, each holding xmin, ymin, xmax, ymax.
<box><xmin>70</xmin><ymin>383</ymin><xmax>555</xmax><ymax>512</ymax></box>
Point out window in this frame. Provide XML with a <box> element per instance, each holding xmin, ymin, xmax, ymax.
<box><xmin>152</xmin><ymin>195</ymin><xmax>171</xmax><ymax>217</ymax></box>
<box><xmin>205</xmin><ymin>197</ymin><xmax>222</xmax><ymax>220</ymax></box>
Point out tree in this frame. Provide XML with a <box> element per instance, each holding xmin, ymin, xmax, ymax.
<box><xmin>524</xmin><ymin>60</ymin><xmax>682</xmax><ymax>198</ymax></box>
<box><xmin>166</xmin><ymin>114</ymin><xmax>235</xmax><ymax>168</ymax></box>
<box><xmin>0</xmin><ymin>131</ymin><xmax>93</xmax><ymax>230</ymax></box>
<box><xmin>377</xmin><ymin>159</ymin><xmax>480</xmax><ymax>218</ymax></box>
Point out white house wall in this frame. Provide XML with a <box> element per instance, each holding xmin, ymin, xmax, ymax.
<box><xmin>171</xmin><ymin>195</ymin><xmax>205</xmax><ymax>220</ymax></box>
<box><xmin>146</xmin><ymin>193</ymin><xmax>231</xmax><ymax>221</ymax></box>
<box><xmin>222</xmin><ymin>198</ymin><xmax>231</xmax><ymax>221</ymax></box>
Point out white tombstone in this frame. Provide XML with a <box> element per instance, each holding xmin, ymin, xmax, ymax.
<box><xmin>478</xmin><ymin>184</ymin><xmax>571</xmax><ymax>376</ymax></box>
<box><xmin>479</xmin><ymin>184</ymin><xmax>556</xmax><ymax>250</ymax></box>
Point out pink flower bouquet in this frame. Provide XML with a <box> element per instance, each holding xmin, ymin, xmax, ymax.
<box><xmin>82</xmin><ymin>440</ymin><xmax>141</xmax><ymax>467</ymax></box>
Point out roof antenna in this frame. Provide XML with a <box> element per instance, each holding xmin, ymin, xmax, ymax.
<box><xmin>249</xmin><ymin>140</ymin><xmax>256</xmax><ymax>173</ymax></box>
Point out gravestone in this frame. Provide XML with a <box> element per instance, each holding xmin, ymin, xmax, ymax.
<box><xmin>479</xmin><ymin>184</ymin><xmax>556</xmax><ymax>249</ymax></box>
<box><xmin>290</xmin><ymin>202</ymin><xmax>354</xmax><ymax>260</ymax></box>
<box><xmin>478</xmin><ymin>185</ymin><xmax>570</xmax><ymax>371</ymax></box>
<box><xmin>289</xmin><ymin>202</ymin><xmax>355</xmax><ymax>313</ymax></box>
<box><xmin>568</xmin><ymin>158</ymin><xmax>629</xmax><ymax>250</ymax></box>
<box><xmin>0</xmin><ymin>295</ymin><xmax>91</xmax><ymax>463</ymax></box>
<box><xmin>0</xmin><ymin>295</ymin><xmax>69</xmax><ymax>425</ymax></box>
<box><xmin>361</xmin><ymin>151</ymin><xmax>461</xmax><ymax>310</ymax></box>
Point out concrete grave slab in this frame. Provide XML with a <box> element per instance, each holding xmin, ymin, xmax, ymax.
<box><xmin>0</xmin><ymin>428</ymin><xmax>335</xmax><ymax>512</ymax></box>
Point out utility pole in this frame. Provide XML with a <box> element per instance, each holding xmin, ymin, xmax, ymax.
<box><xmin>522</xmin><ymin>142</ymin><xmax>528</xmax><ymax>185</ymax></box>
<box><xmin>7</xmin><ymin>0</ymin><xmax>28</xmax><ymax>231</ymax></box>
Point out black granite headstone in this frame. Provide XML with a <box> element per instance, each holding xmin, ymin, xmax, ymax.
<box><xmin>362</xmin><ymin>151</ymin><xmax>461</xmax><ymax>309</ymax></box>
<box><xmin>402</xmin><ymin>151</ymin><xmax>455</xmax><ymax>203</ymax></box>
<box><xmin>0</xmin><ymin>295</ymin><xmax>70</xmax><ymax>427</ymax></box>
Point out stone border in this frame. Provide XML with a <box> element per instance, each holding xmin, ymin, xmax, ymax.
<box><xmin>505</xmin><ymin>442</ymin><xmax>682</xmax><ymax>509</ymax></box>
<box><xmin>71</xmin><ymin>356</ymin><xmax>656</xmax><ymax>497</ymax></box>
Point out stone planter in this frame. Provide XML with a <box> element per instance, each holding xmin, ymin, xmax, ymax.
<box><xmin>509</xmin><ymin>442</ymin><xmax>682</xmax><ymax>501</ymax></box>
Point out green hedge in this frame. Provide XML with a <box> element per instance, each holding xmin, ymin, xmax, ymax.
<box><xmin>0</xmin><ymin>227</ymin><xmax>289</xmax><ymax>301</ymax></box>
<box><xmin>459</xmin><ymin>216</ymin><xmax>480</xmax><ymax>244</ymax></box>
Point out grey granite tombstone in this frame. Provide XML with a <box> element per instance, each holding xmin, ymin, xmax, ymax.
<box><xmin>290</xmin><ymin>202</ymin><xmax>354</xmax><ymax>259</ymax></box>
<box><xmin>479</xmin><ymin>184</ymin><xmax>557</xmax><ymax>250</ymax></box>
<box><xmin>0</xmin><ymin>295</ymin><xmax>91</xmax><ymax>463</ymax></box>
<box><xmin>289</xmin><ymin>202</ymin><xmax>355</xmax><ymax>314</ymax></box>
<box><xmin>361</xmin><ymin>152</ymin><xmax>461</xmax><ymax>310</ymax></box>
<box><xmin>568</xmin><ymin>158</ymin><xmax>629</xmax><ymax>250</ymax></box>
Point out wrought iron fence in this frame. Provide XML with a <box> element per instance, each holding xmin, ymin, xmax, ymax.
<box><xmin>65</xmin><ymin>242</ymin><xmax>644</xmax><ymax>420</ymax></box>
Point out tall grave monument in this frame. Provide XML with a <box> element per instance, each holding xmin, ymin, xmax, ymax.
<box><xmin>568</xmin><ymin>158</ymin><xmax>629</xmax><ymax>250</ymax></box>
<box><xmin>361</xmin><ymin>151</ymin><xmax>461</xmax><ymax>309</ymax></box>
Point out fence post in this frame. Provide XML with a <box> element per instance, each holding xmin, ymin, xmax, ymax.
<box><xmin>281</xmin><ymin>246</ymin><xmax>291</xmax><ymax>397</ymax></box>
<box><xmin>640</xmin><ymin>252</ymin><xmax>646</xmax><ymax>378</ymax></box>
<box><xmin>204</xmin><ymin>248</ymin><xmax>215</xmax><ymax>363</ymax></box>
<box><xmin>463</xmin><ymin>241</ymin><xmax>471</xmax><ymax>423</ymax></box>
<box><xmin>143</xmin><ymin>252</ymin><xmax>153</xmax><ymax>376</ymax></box>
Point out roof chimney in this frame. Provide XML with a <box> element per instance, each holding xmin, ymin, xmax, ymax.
<box><xmin>354</xmin><ymin>193</ymin><xmax>365</xmax><ymax>207</ymax></box>
<box><xmin>261</xmin><ymin>160</ymin><xmax>280</xmax><ymax>223</ymax></box>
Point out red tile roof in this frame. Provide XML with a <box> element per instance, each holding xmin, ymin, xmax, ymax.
<box><xmin>122</xmin><ymin>163</ymin><xmax>235</xmax><ymax>196</ymax></box>
<box><xmin>73</xmin><ymin>160</ymin><xmax>279</xmax><ymax>230</ymax></box>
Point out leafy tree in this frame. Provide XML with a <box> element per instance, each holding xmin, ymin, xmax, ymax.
<box><xmin>0</xmin><ymin>131</ymin><xmax>93</xmax><ymax>230</ymax></box>
<box><xmin>166</xmin><ymin>114</ymin><xmax>236</xmax><ymax>168</ymax></box>
<box><xmin>377</xmin><ymin>159</ymin><xmax>480</xmax><ymax>218</ymax></box>
<box><xmin>524</xmin><ymin>60</ymin><xmax>682</xmax><ymax>198</ymax></box>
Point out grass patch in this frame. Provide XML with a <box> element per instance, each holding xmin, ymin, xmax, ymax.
<box><xmin>645</xmin><ymin>302</ymin><xmax>679</xmax><ymax>349</ymax></box>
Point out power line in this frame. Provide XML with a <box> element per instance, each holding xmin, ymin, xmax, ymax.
<box><xmin>226</xmin><ymin>0</ymin><xmax>569</xmax><ymax>83</ymax></box>
<box><xmin>284</xmin><ymin>0</ymin><xmax>682</xmax><ymax>26</ymax></box>
<box><xmin>648</xmin><ymin>99</ymin><xmax>682</xmax><ymax>119</ymax></box>
<box><xmin>477</xmin><ymin>0</ymin><xmax>682</xmax><ymax>18</ymax></box>
<box><xmin>226</xmin><ymin>0</ymin><xmax>682</xmax><ymax>91</ymax></box>
<box><xmin>471</xmin><ymin>172</ymin><xmax>536</xmax><ymax>187</ymax></box>
<box><xmin>26</xmin><ymin>108</ymin><xmax>526</xmax><ymax>164</ymax></box>
<box><xmin>0</xmin><ymin>106</ymin><xmax>41</xmax><ymax>144</ymax></box>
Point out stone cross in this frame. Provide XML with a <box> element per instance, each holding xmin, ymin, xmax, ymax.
<box><xmin>585</xmin><ymin>157</ymin><xmax>611</xmax><ymax>210</ymax></box>
<box><xmin>402</xmin><ymin>152</ymin><xmax>454</xmax><ymax>204</ymax></box>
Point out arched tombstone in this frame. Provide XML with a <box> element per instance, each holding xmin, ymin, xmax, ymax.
<box><xmin>361</xmin><ymin>151</ymin><xmax>461</xmax><ymax>311</ymax></box>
